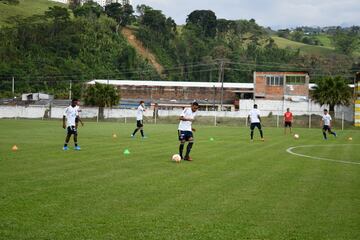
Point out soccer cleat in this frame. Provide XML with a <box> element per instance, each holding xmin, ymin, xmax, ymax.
<box><xmin>131</xmin><ymin>134</ymin><xmax>134</xmax><ymax>138</ymax></box>
<box><xmin>142</xmin><ymin>136</ymin><xmax>148</xmax><ymax>139</ymax></box>
<box><xmin>63</xmin><ymin>146</ymin><xmax>68</xmax><ymax>150</ymax></box>
<box><xmin>74</xmin><ymin>146</ymin><xmax>81</xmax><ymax>150</ymax></box>
<box><xmin>333</xmin><ymin>132</ymin><xmax>337</xmax><ymax>137</ymax></box>
<box><xmin>261</xmin><ymin>138</ymin><xmax>265</xmax><ymax>141</ymax></box>
<box><xmin>184</xmin><ymin>156</ymin><xmax>192</xmax><ymax>161</ymax></box>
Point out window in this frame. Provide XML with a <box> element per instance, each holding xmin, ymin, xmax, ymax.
<box><xmin>287</xmin><ymin>75</ymin><xmax>306</xmax><ymax>84</ymax></box>
<box><xmin>266</xmin><ymin>75</ymin><xmax>284</xmax><ymax>86</ymax></box>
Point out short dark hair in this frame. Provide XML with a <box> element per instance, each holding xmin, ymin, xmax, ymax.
<box><xmin>324</xmin><ymin>109</ymin><xmax>328</xmax><ymax>112</ymax></box>
<box><xmin>254</xmin><ymin>104</ymin><xmax>258</xmax><ymax>108</ymax></box>
<box><xmin>192</xmin><ymin>101</ymin><xmax>199</xmax><ymax>106</ymax></box>
<box><xmin>140</xmin><ymin>100</ymin><xmax>144</xmax><ymax>104</ymax></box>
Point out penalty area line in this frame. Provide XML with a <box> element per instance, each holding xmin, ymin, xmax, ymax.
<box><xmin>286</xmin><ymin>144</ymin><xmax>360</xmax><ymax>166</ymax></box>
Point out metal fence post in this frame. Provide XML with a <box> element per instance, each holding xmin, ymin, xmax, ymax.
<box><xmin>276</xmin><ymin>114</ymin><xmax>279</xmax><ymax>128</ymax></box>
<box><xmin>342</xmin><ymin>112</ymin><xmax>344</xmax><ymax>131</ymax></box>
<box><xmin>309</xmin><ymin>114</ymin><xmax>311</xmax><ymax>129</ymax></box>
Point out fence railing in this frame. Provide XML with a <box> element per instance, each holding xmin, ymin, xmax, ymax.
<box><xmin>0</xmin><ymin>105</ymin><xmax>356</xmax><ymax>130</ymax></box>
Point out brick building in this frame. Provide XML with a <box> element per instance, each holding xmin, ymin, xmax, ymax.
<box><xmin>254</xmin><ymin>72</ymin><xmax>310</xmax><ymax>101</ymax></box>
<box><xmin>87</xmin><ymin>80</ymin><xmax>254</xmax><ymax>110</ymax></box>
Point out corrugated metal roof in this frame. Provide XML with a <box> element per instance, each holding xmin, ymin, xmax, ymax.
<box><xmin>88</xmin><ymin>80</ymin><xmax>254</xmax><ymax>89</ymax></box>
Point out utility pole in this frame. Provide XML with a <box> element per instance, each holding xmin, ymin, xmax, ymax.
<box><xmin>69</xmin><ymin>80</ymin><xmax>72</xmax><ymax>100</ymax></box>
<box><xmin>218</xmin><ymin>60</ymin><xmax>225</xmax><ymax>111</ymax></box>
<box><xmin>12</xmin><ymin>76</ymin><xmax>14</xmax><ymax>97</ymax></box>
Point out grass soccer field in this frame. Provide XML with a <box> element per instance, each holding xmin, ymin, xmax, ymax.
<box><xmin>0</xmin><ymin>119</ymin><xmax>359</xmax><ymax>240</ymax></box>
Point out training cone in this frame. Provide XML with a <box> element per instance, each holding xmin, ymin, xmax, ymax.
<box><xmin>12</xmin><ymin>145</ymin><xmax>18</xmax><ymax>151</ymax></box>
<box><xmin>210</xmin><ymin>137</ymin><xmax>214</xmax><ymax>141</ymax></box>
<box><xmin>112</xmin><ymin>133</ymin><xmax>117</xmax><ymax>138</ymax></box>
<box><xmin>348</xmin><ymin>137</ymin><xmax>353</xmax><ymax>141</ymax></box>
<box><xmin>123</xmin><ymin>149</ymin><xmax>130</xmax><ymax>155</ymax></box>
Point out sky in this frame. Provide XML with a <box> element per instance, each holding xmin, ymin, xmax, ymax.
<box><xmin>131</xmin><ymin>0</ymin><xmax>360</xmax><ymax>29</ymax></box>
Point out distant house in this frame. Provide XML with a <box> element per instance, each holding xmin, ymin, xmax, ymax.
<box><xmin>253</xmin><ymin>71</ymin><xmax>310</xmax><ymax>101</ymax></box>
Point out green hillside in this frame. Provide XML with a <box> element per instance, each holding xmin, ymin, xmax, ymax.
<box><xmin>0</xmin><ymin>0</ymin><xmax>65</xmax><ymax>26</ymax></box>
<box><xmin>272</xmin><ymin>36</ymin><xmax>336</xmax><ymax>56</ymax></box>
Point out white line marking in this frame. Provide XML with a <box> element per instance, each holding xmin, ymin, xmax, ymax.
<box><xmin>286</xmin><ymin>144</ymin><xmax>360</xmax><ymax>165</ymax></box>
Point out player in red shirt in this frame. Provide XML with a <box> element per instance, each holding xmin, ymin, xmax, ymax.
<box><xmin>284</xmin><ymin>108</ymin><xmax>293</xmax><ymax>135</ymax></box>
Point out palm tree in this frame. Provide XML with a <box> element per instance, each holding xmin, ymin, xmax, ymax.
<box><xmin>84</xmin><ymin>82</ymin><xmax>120</xmax><ymax>119</ymax></box>
<box><xmin>311</xmin><ymin>76</ymin><xmax>352</xmax><ymax>113</ymax></box>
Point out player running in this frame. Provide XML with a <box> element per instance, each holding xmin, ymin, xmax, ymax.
<box><xmin>284</xmin><ymin>108</ymin><xmax>293</xmax><ymax>135</ymax></box>
<box><xmin>248</xmin><ymin>104</ymin><xmax>264</xmax><ymax>141</ymax></box>
<box><xmin>63</xmin><ymin>99</ymin><xmax>82</xmax><ymax>150</ymax></box>
<box><xmin>321</xmin><ymin>109</ymin><xmax>337</xmax><ymax>140</ymax></box>
<box><xmin>178</xmin><ymin>102</ymin><xmax>199</xmax><ymax>161</ymax></box>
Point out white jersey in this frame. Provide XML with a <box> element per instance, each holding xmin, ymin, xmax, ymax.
<box><xmin>74</xmin><ymin>105</ymin><xmax>81</xmax><ymax>114</ymax></box>
<box><xmin>178</xmin><ymin>107</ymin><xmax>197</xmax><ymax>131</ymax></box>
<box><xmin>322</xmin><ymin>114</ymin><xmax>332</xmax><ymax>126</ymax></box>
<box><xmin>63</xmin><ymin>105</ymin><xmax>78</xmax><ymax>127</ymax></box>
<box><xmin>136</xmin><ymin>105</ymin><xmax>145</xmax><ymax>120</ymax></box>
<box><xmin>248</xmin><ymin>109</ymin><xmax>261</xmax><ymax>123</ymax></box>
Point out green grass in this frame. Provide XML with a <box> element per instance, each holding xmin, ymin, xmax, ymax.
<box><xmin>0</xmin><ymin>0</ymin><xmax>65</xmax><ymax>26</ymax></box>
<box><xmin>272</xmin><ymin>36</ymin><xmax>337</xmax><ymax>56</ymax></box>
<box><xmin>0</xmin><ymin>119</ymin><xmax>359</xmax><ymax>239</ymax></box>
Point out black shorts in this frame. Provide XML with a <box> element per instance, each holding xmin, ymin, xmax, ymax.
<box><xmin>67</xmin><ymin>126</ymin><xmax>77</xmax><ymax>135</ymax></box>
<box><xmin>137</xmin><ymin>120</ymin><xmax>143</xmax><ymax>128</ymax></box>
<box><xmin>284</xmin><ymin>121</ymin><xmax>292</xmax><ymax>127</ymax></box>
<box><xmin>323</xmin><ymin>125</ymin><xmax>331</xmax><ymax>131</ymax></box>
<box><xmin>178</xmin><ymin>130</ymin><xmax>193</xmax><ymax>141</ymax></box>
<box><xmin>250</xmin><ymin>122</ymin><xmax>262</xmax><ymax>130</ymax></box>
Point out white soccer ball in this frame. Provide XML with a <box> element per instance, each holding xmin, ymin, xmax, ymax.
<box><xmin>171</xmin><ymin>154</ymin><xmax>181</xmax><ymax>163</ymax></box>
<box><xmin>294</xmin><ymin>134</ymin><xmax>299</xmax><ymax>139</ymax></box>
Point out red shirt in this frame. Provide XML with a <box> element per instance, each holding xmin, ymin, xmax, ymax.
<box><xmin>284</xmin><ymin>112</ymin><xmax>293</xmax><ymax>122</ymax></box>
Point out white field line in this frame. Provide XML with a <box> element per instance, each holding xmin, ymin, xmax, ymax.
<box><xmin>286</xmin><ymin>144</ymin><xmax>360</xmax><ymax>165</ymax></box>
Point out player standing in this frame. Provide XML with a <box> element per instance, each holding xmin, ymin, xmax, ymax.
<box><xmin>131</xmin><ymin>100</ymin><xmax>146</xmax><ymax>138</ymax></box>
<box><xmin>284</xmin><ymin>108</ymin><xmax>293</xmax><ymax>135</ymax></box>
<box><xmin>63</xmin><ymin>99</ymin><xmax>81</xmax><ymax>150</ymax></box>
<box><xmin>321</xmin><ymin>109</ymin><xmax>337</xmax><ymax>140</ymax></box>
<box><xmin>178</xmin><ymin>102</ymin><xmax>199</xmax><ymax>161</ymax></box>
<box><xmin>248</xmin><ymin>104</ymin><xmax>264</xmax><ymax>141</ymax></box>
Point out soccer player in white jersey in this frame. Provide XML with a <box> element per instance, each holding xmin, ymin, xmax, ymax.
<box><xmin>321</xmin><ymin>109</ymin><xmax>336</xmax><ymax>140</ymax></box>
<box><xmin>63</xmin><ymin>99</ymin><xmax>82</xmax><ymax>150</ymax></box>
<box><xmin>178</xmin><ymin>102</ymin><xmax>199</xmax><ymax>161</ymax></box>
<box><xmin>248</xmin><ymin>104</ymin><xmax>264</xmax><ymax>141</ymax></box>
<box><xmin>131</xmin><ymin>100</ymin><xmax>146</xmax><ymax>138</ymax></box>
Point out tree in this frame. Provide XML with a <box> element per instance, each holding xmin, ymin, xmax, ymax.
<box><xmin>105</xmin><ymin>3</ymin><xmax>134</xmax><ymax>30</ymax></box>
<box><xmin>84</xmin><ymin>83</ymin><xmax>120</xmax><ymax>119</ymax></box>
<box><xmin>311</xmin><ymin>76</ymin><xmax>352</xmax><ymax>113</ymax></box>
<box><xmin>186</xmin><ymin>10</ymin><xmax>217</xmax><ymax>38</ymax></box>
<box><xmin>73</xmin><ymin>1</ymin><xmax>103</xmax><ymax>19</ymax></box>
<box><xmin>332</xmin><ymin>27</ymin><xmax>360</xmax><ymax>55</ymax></box>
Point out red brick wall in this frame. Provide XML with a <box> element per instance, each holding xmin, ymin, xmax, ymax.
<box><xmin>117</xmin><ymin>85</ymin><xmax>238</xmax><ymax>103</ymax></box>
<box><xmin>254</xmin><ymin>72</ymin><xmax>309</xmax><ymax>100</ymax></box>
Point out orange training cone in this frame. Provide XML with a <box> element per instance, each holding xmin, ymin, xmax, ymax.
<box><xmin>12</xmin><ymin>145</ymin><xmax>18</xmax><ymax>151</ymax></box>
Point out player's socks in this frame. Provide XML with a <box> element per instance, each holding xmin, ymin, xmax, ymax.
<box><xmin>250</xmin><ymin>130</ymin><xmax>254</xmax><ymax>140</ymax></box>
<box><xmin>323</xmin><ymin>132</ymin><xmax>327</xmax><ymax>139</ymax></box>
<box><xmin>179</xmin><ymin>143</ymin><xmax>184</xmax><ymax>159</ymax></box>
<box><xmin>140</xmin><ymin>130</ymin><xmax>144</xmax><ymax>137</ymax></box>
<box><xmin>260</xmin><ymin>130</ymin><xmax>264</xmax><ymax>138</ymax></box>
<box><xmin>185</xmin><ymin>142</ymin><xmax>193</xmax><ymax>159</ymax></box>
<box><xmin>332</xmin><ymin>132</ymin><xmax>337</xmax><ymax>137</ymax></box>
